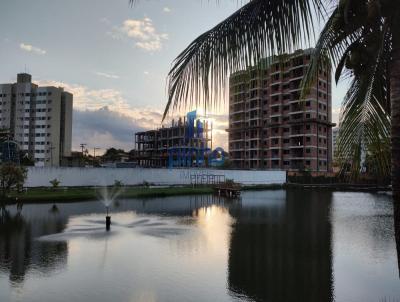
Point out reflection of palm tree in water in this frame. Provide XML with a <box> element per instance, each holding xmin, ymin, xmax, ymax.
<box><xmin>227</xmin><ymin>190</ymin><xmax>333</xmax><ymax>302</ymax></box>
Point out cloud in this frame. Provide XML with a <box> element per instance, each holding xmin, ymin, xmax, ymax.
<box><xmin>110</xmin><ymin>17</ymin><xmax>168</xmax><ymax>51</ymax></box>
<box><xmin>143</xmin><ymin>71</ymin><xmax>149</xmax><ymax>75</ymax></box>
<box><xmin>163</xmin><ymin>7</ymin><xmax>171</xmax><ymax>13</ymax></box>
<box><xmin>207</xmin><ymin>113</ymin><xmax>228</xmax><ymax>150</ymax></box>
<box><xmin>94</xmin><ymin>71</ymin><xmax>120</xmax><ymax>79</ymax></box>
<box><xmin>100</xmin><ymin>17</ymin><xmax>111</xmax><ymax>25</ymax></box>
<box><xmin>36</xmin><ymin>79</ymin><xmax>228</xmax><ymax>152</ymax></box>
<box><xmin>36</xmin><ymin>79</ymin><xmax>167</xmax><ymax>150</ymax></box>
<box><xmin>332</xmin><ymin>106</ymin><xmax>340</xmax><ymax>125</ymax></box>
<box><xmin>73</xmin><ymin>107</ymin><xmax>145</xmax><ymax>152</ymax></box>
<box><xmin>20</xmin><ymin>43</ymin><xmax>46</xmax><ymax>55</ymax></box>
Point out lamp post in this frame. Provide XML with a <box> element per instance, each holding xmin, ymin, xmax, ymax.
<box><xmin>80</xmin><ymin>143</ymin><xmax>87</xmax><ymax>166</ymax></box>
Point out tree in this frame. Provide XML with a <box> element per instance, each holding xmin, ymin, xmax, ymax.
<box><xmin>132</xmin><ymin>0</ymin><xmax>396</xmax><ymax>194</ymax></box>
<box><xmin>0</xmin><ymin>163</ymin><xmax>27</xmax><ymax>198</ymax></box>
<box><xmin>102</xmin><ymin>148</ymin><xmax>126</xmax><ymax>162</ymax></box>
<box><xmin>20</xmin><ymin>152</ymin><xmax>35</xmax><ymax>166</ymax></box>
<box><xmin>129</xmin><ymin>0</ymin><xmax>400</xmax><ymax>273</ymax></box>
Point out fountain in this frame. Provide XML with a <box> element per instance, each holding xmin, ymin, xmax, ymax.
<box><xmin>105</xmin><ymin>206</ymin><xmax>111</xmax><ymax>230</ymax></box>
<box><xmin>97</xmin><ymin>181</ymin><xmax>124</xmax><ymax>231</ymax></box>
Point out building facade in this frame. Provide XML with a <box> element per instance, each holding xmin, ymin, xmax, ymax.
<box><xmin>135</xmin><ymin>112</ymin><xmax>211</xmax><ymax>167</ymax></box>
<box><xmin>0</xmin><ymin>73</ymin><xmax>73</xmax><ymax>167</ymax></box>
<box><xmin>332</xmin><ymin>127</ymin><xmax>339</xmax><ymax>161</ymax></box>
<box><xmin>228</xmin><ymin>49</ymin><xmax>334</xmax><ymax>171</ymax></box>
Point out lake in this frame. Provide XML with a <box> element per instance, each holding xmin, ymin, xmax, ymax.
<box><xmin>0</xmin><ymin>189</ymin><xmax>399</xmax><ymax>302</ymax></box>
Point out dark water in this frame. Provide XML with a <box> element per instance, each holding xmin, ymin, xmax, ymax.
<box><xmin>0</xmin><ymin>190</ymin><xmax>399</xmax><ymax>302</ymax></box>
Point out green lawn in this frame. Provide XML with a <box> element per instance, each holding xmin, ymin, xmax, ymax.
<box><xmin>6</xmin><ymin>186</ymin><xmax>214</xmax><ymax>203</ymax></box>
<box><xmin>2</xmin><ymin>183</ymin><xmax>285</xmax><ymax>204</ymax></box>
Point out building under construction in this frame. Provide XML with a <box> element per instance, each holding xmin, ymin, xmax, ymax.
<box><xmin>228</xmin><ymin>48</ymin><xmax>334</xmax><ymax>171</ymax></box>
<box><xmin>134</xmin><ymin>111</ymin><xmax>212</xmax><ymax>168</ymax></box>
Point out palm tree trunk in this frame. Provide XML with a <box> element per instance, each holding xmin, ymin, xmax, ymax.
<box><xmin>393</xmin><ymin>34</ymin><xmax>400</xmax><ymax>200</ymax></box>
<box><xmin>391</xmin><ymin>33</ymin><xmax>400</xmax><ymax>278</ymax></box>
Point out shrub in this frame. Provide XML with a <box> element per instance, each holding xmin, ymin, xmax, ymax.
<box><xmin>0</xmin><ymin>163</ymin><xmax>27</xmax><ymax>197</ymax></box>
<box><xmin>49</xmin><ymin>178</ymin><xmax>61</xmax><ymax>189</ymax></box>
<box><xmin>114</xmin><ymin>180</ymin><xmax>124</xmax><ymax>188</ymax></box>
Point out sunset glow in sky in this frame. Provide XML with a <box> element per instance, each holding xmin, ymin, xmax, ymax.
<box><xmin>0</xmin><ymin>0</ymin><xmax>347</xmax><ymax>153</ymax></box>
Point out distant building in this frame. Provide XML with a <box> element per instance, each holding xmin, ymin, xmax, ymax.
<box><xmin>60</xmin><ymin>151</ymin><xmax>83</xmax><ymax>167</ymax></box>
<box><xmin>0</xmin><ymin>73</ymin><xmax>73</xmax><ymax>167</ymax></box>
<box><xmin>134</xmin><ymin>111</ymin><xmax>212</xmax><ymax>168</ymax></box>
<box><xmin>228</xmin><ymin>49</ymin><xmax>334</xmax><ymax>171</ymax></box>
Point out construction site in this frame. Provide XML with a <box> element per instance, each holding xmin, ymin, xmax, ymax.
<box><xmin>134</xmin><ymin>111</ymin><xmax>217</xmax><ymax>168</ymax></box>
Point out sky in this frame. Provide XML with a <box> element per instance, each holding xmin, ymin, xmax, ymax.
<box><xmin>0</xmin><ymin>0</ymin><xmax>348</xmax><ymax>154</ymax></box>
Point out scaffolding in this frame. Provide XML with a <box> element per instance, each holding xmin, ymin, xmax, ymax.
<box><xmin>135</xmin><ymin>111</ymin><xmax>212</xmax><ymax>168</ymax></box>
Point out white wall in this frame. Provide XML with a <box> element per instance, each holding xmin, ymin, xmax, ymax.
<box><xmin>25</xmin><ymin>167</ymin><xmax>286</xmax><ymax>187</ymax></box>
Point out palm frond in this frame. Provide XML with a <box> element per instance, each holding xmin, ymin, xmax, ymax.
<box><xmin>300</xmin><ymin>6</ymin><xmax>363</xmax><ymax>98</ymax></box>
<box><xmin>163</xmin><ymin>0</ymin><xmax>329</xmax><ymax>120</ymax></box>
<box><xmin>336</xmin><ymin>22</ymin><xmax>391</xmax><ymax>179</ymax></box>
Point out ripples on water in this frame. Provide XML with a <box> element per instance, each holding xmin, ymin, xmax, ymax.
<box><xmin>0</xmin><ymin>190</ymin><xmax>399</xmax><ymax>302</ymax></box>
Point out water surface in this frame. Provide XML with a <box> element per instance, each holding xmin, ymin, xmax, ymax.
<box><xmin>0</xmin><ymin>190</ymin><xmax>399</xmax><ymax>302</ymax></box>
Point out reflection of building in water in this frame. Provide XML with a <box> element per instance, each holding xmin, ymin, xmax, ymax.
<box><xmin>114</xmin><ymin>194</ymin><xmax>228</xmax><ymax>217</ymax></box>
<box><xmin>0</xmin><ymin>209</ymin><xmax>68</xmax><ymax>284</ymax></box>
<box><xmin>228</xmin><ymin>190</ymin><xmax>333</xmax><ymax>302</ymax></box>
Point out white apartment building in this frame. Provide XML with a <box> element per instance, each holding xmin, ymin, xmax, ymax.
<box><xmin>0</xmin><ymin>73</ymin><xmax>72</xmax><ymax>167</ymax></box>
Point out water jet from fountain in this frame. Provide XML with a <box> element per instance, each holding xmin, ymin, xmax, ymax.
<box><xmin>96</xmin><ymin>183</ymin><xmax>124</xmax><ymax>231</ymax></box>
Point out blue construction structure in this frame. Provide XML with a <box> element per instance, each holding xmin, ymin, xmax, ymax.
<box><xmin>168</xmin><ymin>111</ymin><xmax>211</xmax><ymax>168</ymax></box>
<box><xmin>209</xmin><ymin>147</ymin><xmax>226</xmax><ymax>167</ymax></box>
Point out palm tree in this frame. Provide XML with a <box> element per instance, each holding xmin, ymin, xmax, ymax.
<box><xmin>130</xmin><ymin>0</ymin><xmax>400</xmax><ymax>273</ymax></box>
<box><xmin>156</xmin><ymin>0</ymin><xmax>399</xmax><ymax>195</ymax></box>
<box><xmin>131</xmin><ymin>0</ymin><xmax>399</xmax><ymax>272</ymax></box>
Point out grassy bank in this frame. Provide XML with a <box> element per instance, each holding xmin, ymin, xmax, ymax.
<box><xmin>5</xmin><ymin>186</ymin><xmax>214</xmax><ymax>203</ymax></box>
<box><xmin>1</xmin><ymin>183</ymin><xmax>288</xmax><ymax>204</ymax></box>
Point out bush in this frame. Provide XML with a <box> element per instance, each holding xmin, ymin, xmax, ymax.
<box><xmin>114</xmin><ymin>180</ymin><xmax>124</xmax><ymax>188</ymax></box>
<box><xmin>49</xmin><ymin>178</ymin><xmax>61</xmax><ymax>189</ymax></box>
<box><xmin>0</xmin><ymin>163</ymin><xmax>27</xmax><ymax>197</ymax></box>
<box><xmin>142</xmin><ymin>181</ymin><xmax>150</xmax><ymax>187</ymax></box>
